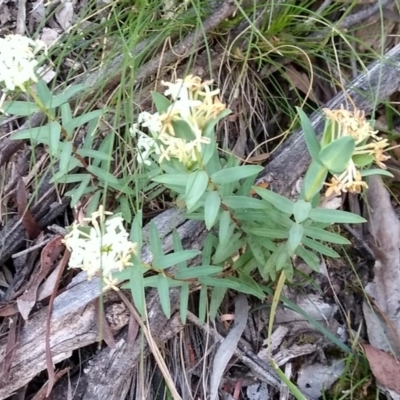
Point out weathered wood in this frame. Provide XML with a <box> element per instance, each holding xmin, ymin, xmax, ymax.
<box><xmin>0</xmin><ymin>210</ymin><xmax>204</xmax><ymax>399</ymax></box>
<box><xmin>257</xmin><ymin>43</ymin><xmax>400</xmax><ymax>197</ymax></box>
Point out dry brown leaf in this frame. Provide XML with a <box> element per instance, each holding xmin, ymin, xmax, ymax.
<box><xmin>285</xmin><ymin>66</ymin><xmax>320</xmax><ymax>105</ymax></box>
<box><xmin>16</xmin><ymin>179</ymin><xmax>41</xmax><ymax>239</ymax></box>
<box><xmin>17</xmin><ymin>236</ymin><xmax>64</xmax><ymax>320</ymax></box>
<box><xmin>363</xmin><ymin>343</ymin><xmax>400</xmax><ymax>395</ymax></box>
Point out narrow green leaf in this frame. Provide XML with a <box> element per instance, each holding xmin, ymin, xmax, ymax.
<box><xmin>153</xmin><ymin>250</ymin><xmax>200</xmax><ymax>270</ymax></box>
<box><xmin>249</xmin><ymin>228</ymin><xmax>288</xmax><ymax>239</ymax></box>
<box><xmin>45</xmin><ymin>84</ymin><xmax>87</xmax><ymax>108</ymax></box>
<box><xmin>175</xmin><ymin>266</ymin><xmax>222</xmax><ymax>280</ymax></box>
<box><xmin>70</xmin><ymin>175</ymin><xmax>91</xmax><ymax>207</ymax></box>
<box><xmin>309</xmin><ymin>208</ymin><xmax>366</xmax><ymax>224</ymax></box>
<box><xmin>185</xmin><ymin>170</ymin><xmax>208</xmax><ymax>211</ymax></box>
<box><xmin>295</xmin><ymin>246</ymin><xmax>320</xmax><ymax>271</ymax></box>
<box><xmin>248</xmin><ymin>237</ymin><xmax>265</xmax><ymax>265</ymax></box>
<box><xmin>87</xmin><ymin>165</ymin><xmax>120</xmax><ymax>185</ymax></box>
<box><xmin>218</xmin><ymin>210</ymin><xmax>231</xmax><ymax>245</ymax></box>
<box><xmin>52</xmin><ymin>173</ymin><xmax>91</xmax><ymax>184</ymax></box>
<box><xmin>287</xmin><ymin>223</ymin><xmax>304</xmax><ymax>254</ymax></box>
<box><xmin>49</xmin><ymin>121</ymin><xmax>61</xmax><ymax>155</ymax></box>
<box><xmin>77</xmin><ymin>148</ymin><xmax>114</xmax><ymax>161</ymax></box>
<box><xmin>198</xmin><ymin>277</ymin><xmax>241</xmax><ymax>289</ymax></box>
<box><xmin>152</xmin><ymin>174</ymin><xmax>189</xmax><ymax>186</ymax></box>
<box><xmin>210</xmin><ymin>287</ymin><xmax>227</xmax><ymax>320</ymax></box>
<box><xmin>130</xmin><ymin>210</ymin><xmax>143</xmax><ymax>249</ymax></box>
<box><xmin>292</xmin><ymin>200</ymin><xmax>311</xmax><ymax>223</ymax></box>
<box><xmin>223</xmin><ymin>196</ymin><xmax>269</xmax><ymax>210</ymax></box>
<box><xmin>319</xmin><ymin>136</ymin><xmax>355</xmax><ymax>174</ymax></box>
<box><xmin>304</xmin><ymin>226</ymin><xmax>350</xmax><ymax>244</ymax></box>
<box><xmin>252</xmin><ymin>186</ymin><xmax>294</xmax><ymax>214</ymax></box>
<box><xmin>173</xmin><ymin>229</ymin><xmax>186</xmax><ymax>270</ymax></box>
<box><xmin>86</xmin><ymin>190</ymin><xmax>101</xmax><ymax>217</ymax></box>
<box><xmin>61</xmin><ymin>102</ymin><xmax>73</xmax><ymax>136</ymax></box>
<box><xmin>360</xmin><ymin>169</ymin><xmax>393</xmax><ymax>178</ymax></box>
<box><xmin>157</xmin><ymin>274</ymin><xmax>171</xmax><ymax>318</ymax></box>
<box><xmin>59</xmin><ymin>141</ymin><xmax>73</xmax><ymax>172</ymax></box>
<box><xmin>211</xmin><ymin>165</ymin><xmax>263</xmax><ymax>185</ymax></box>
<box><xmin>301</xmin><ymin>160</ymin><xmax>328</xmax><ymax>202</ymax></box>
<box><xmin>93</xmin><ymin>134</ymin><xmax>113</xmax><ymax>167</ymax></box>
<box><xmin>35</xmin><ymin>80</ymin><xmax>53</xmax><ymax>106</ymax></box>
<box><xmin>2</xmin><ymin>101</ymin><xmax>40</xmax><ymax>116</ymax></box>
<box><xmin>302</xmin><ymin>237</ymin><xmax>340</xmax><ymax>257</ymax></box>
<box><xmin>198</xmin><ymin>285</ymin><xmax>208</xmax><ymax>322</ymax></box>
<box><xmin>296</xmin><ymin>107</ymin><xmax>321</xmax><ymax>163</ymax></box>
<box><xmin>129</xmin><ymin>259</ymin><xmax>146</xmax><ymax>316</ymax></box>
<box><xmin>202</xmin><ymin>233</ymin><xmax>214</xmax><ymax>265</ymax></box>
<box><xmin>64</xmin><ymin>109</ymin><xmax>106</xmax><ymax>133</ymax></box>
<box><xmin>119</xmin><ymin>196</ymin><xmax>132</xmax><ymax>222</ymax></box>
<box><xmin>204</xmin><ymin>191</ymin><xmax>221</xmax><ymax>230</ymax></box>
<box><xmin>180</xmin><ymin>283</ymin><xmax>189</xmax><ymax>323</ymax></box>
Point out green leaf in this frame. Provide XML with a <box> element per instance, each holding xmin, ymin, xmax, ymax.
<box><xmin>11</xmin><ymin>121</ymin><xmax>59</xmax><ymax>143</ymax></box>
<box><xmin>295</xmin><ymin>246</ymin><xmax>320</xmax><ymax>271</ymax></box>
<box><xmin>248</xmin><ymin>237</ymin><xmax>265</xmax><ymax>265</ymax></box>
<box><xmin>35</xmin><ymin>80</ymin><xmax>53</xmax><ymax>106</ymax></box>
<box><xmin>198</xmin><ymin>285</ymin><xmax>208</xmax><ymax>322</ymax></box>
<box><xmin>201</xmin><ymin>137</ymin><xmax>217</xmax><ymax>166</ymax></box>
<box><xmin>77</xmin><ymin>148</ymin><xmax>114</xmax><ymax>161</ymax></box>
<box><xmin>301</xmin><ymin>160</ymin><xmax>328</xmax><ymax>202</ymax></box>
<box><xmin>93</xmin><ymin>134</ymin><xmax>113</xmax><ymax>167</ymax></box>
<box><xmin>87</xmin><ymin>165</ymin><xmax>120</xmax><ymax>185</ymax></box>
<box><xmin>59</xmin><ymin>141</ymin><xmax>73</xmax><ymax>172</ymax></box>
<box><xmin>152</xmin><ymin>173</ymin><xmax>189</xmax><ymax>186</ymax></box>
<box><xmin>172</xmin><ymin>119</ymin><xmax>196</xmax><ymax>140</ymax></box>
<box><xmin>293</xmin><ymin>200</ymin><xmax>312</xmax><ymax>223</ymax></box>
<box><xmin>52</xmin><ymin>174</ymin><xmax>91</xmax><ymax>186</ymax></box>
<box><xmin>64</xmin><ymin>109</ymin><xmax>106</xmax><ymax>133</ymax></box>
<box><xmin>172</xmin><ymin>229</ymin><xmax>187</xmax><ymax>270</ymax></box>
<box><xmin>45</xmin><ymin>84</ymin><xmax>87</xmax><ymax>109</ymax></box>
<box><xmin>304</xmin><ymin>226</ymin><xmax>350</xmax><ymax>244</ymax></box>
<box><xmin>202</xmin><ymin>233</ymin><xmax>214</xmax><ymax>265</ymax></box>
<box><xmin>2</xmin><ymin>101</ymin><xmax>41</xmax><ymax>116</ymax></box>
<box><xmin>204</xmin><ymin>191</ymin><xmax>221</xmax><ymax>230</ymax></box>
<box><xmin>86</xmin><ymin>190</ymin><xmax>101</xmax><ymax>217</ymax></box>
<box><xmin>252</xmin><ymin>186</ymin><xmax>294</xmax><ymax>214</ymax></box>
<box><xmin>212</xmin><ymin>234</ymin><xmax>245</xmax><ymax>264</ymax></box>
<box><xmin>302</xmin><ymin>237</ymin><xmax>340</xmax><ymax>257</ymax></box>
<box><xmin>130</xmin><ymin>211</ymin><xmax>143</xmax><ymax>250</ymax></box>
<box><xmin>49</xmin><ymin>121</ymin><xmax>61</xmax><ymax>155</ymax></box>
<box><xmin>180</xmin><ymin>283</ymin><xmax>189</xmax><ymax>323</ymax></box>
<box><xmin>153</xmin><ymin>250</ymin><xmax>200</xmax><ymax>270</ymax></box>
<box><xmin>248</xmin><ymin>228</ymin><xmax>288</xmax><ymax>239</ymax></box>
<box><xmin>360</xmin><ymin>169</ymin><xmax>393</xmax><ymax>178</ymax></box>
<box><xmin>70</xmin><ymin>175</ymin><xmax>91</xmax><ymax>207</ymax></box>
<box><xmin>319</xmin><ymin>136</ymin><xmax>355</xmax><ymax>174</ymax></box>
<box><xmin>210</xmin><ymin>287</ymin><xmax>227</xmax><ymax>320</ymax></box>
<box><xmin>149</xmin><ymin>221</ymin><xmax>163</xmax><ymax>260</ymax></box>
<box><xmin>129</xmin><ymin>258</ymin><xmax>146</xmax><ymax>316</ymax></box>
<box><xmin>287</xmin><ymin>223</ymin><xmax>304</xmax><ymax>254</ymax></box>
<box><xmin>198</xmin><ymin>277</ymin><xmax>241</xmax><ymax>289</ymax></box>
<box><xmin>309</xmin><ymin>208</ymin><xmax>366</xmax><ymax>224</ymax></box>
<box><xmin>61</xmin><ymin>102</ymin><xmax>73</xmax><ymax>137</ymax></box>
<box><xmin>185</xmin><ymin>170</ymin><xmax>209</xmax><ymax>211</ymax></box>
<box><xmin>352</xmin><ymin>154</ymin><xmax>374</xmax><ymax>168</ymax></box>
<box><xmin>151</xmin><ymin>91</ymin><xmax>171</xmax><ymax>113</ymax></box>
<box><xmin>157</xmin><ymin>274</ymin><xmax>171</xmax><ymax>318</ymax></box>
<box><xmin>211</xmin><ymin>166</ymin><xmax>263</xmax><ymax>185</ymax></box>
<box><xmin>175</xmin><ymin>265</ymin><xmax>222</xmax><ymax>279</ymax></box>
<box><xmin>218</xmin><ymin>210</ymin><xmax>231</xmax><ymax>246</ymax></box>
<box><xmin>223</xmin><ymin>196</ymin><xmax>269</xmax><ymax>210</ymax></box>
<box><xmin>296</xmin><ymin>107</ymin><xmax>321</xmax><ymax>163</ymax></box>
<box><xmin>119</xmin><ymin>196</ymin><xmax>132</xmax><ymax>222</ymax></box>
<box><xmin>202</xmin><ymin>109</ymin><xmax>232</xmax><ymax>138</ymax></box>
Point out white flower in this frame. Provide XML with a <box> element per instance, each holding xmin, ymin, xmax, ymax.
<box><xmin>0</xmin><ymin>34</ymin><xmax>46</xmax><ymax>92</ymax></box>
<box><xmin>63</xmin><ymin>206</ymin><xmax>137</xmax><ymax>287</ymax></box>
<box><xmin>138</xmin><ymin>111</ymin><xmax>162</xmax><ymax>134</ymax></box>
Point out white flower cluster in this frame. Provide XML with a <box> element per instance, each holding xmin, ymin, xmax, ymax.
<box><xmin>130</xmin><ymin>75</ymin><xmax>226</xmax><ymax>167</ymax></box>
<box><xmin>0</xmin><ymin>34</ymin><xmax>46</xmax><ymax>93</ymax></box>
<box><xmin>63</xmin><ymin>206</ymin><xmax>137</xmax><ymax>291</ymax></box>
